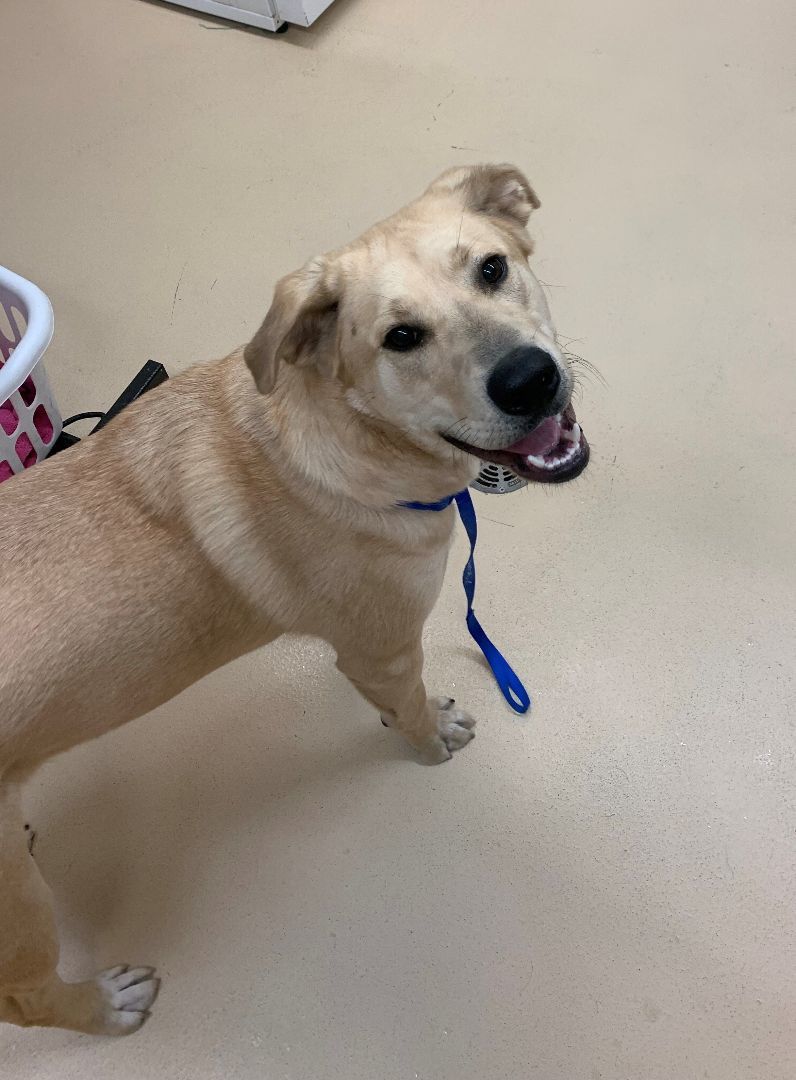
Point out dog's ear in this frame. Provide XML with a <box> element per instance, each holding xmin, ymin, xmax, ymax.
<box><xmin>245</xmin><ymin>258</ymin><xmax>339</xmax><ymax>394</ymax></box>
<box><xmin>426</xmin><ymin>164</ymin><xmax>540</xmax><ymax>226</ymax></box>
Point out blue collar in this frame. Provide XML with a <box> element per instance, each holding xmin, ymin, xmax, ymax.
<box><xmin>398</xmin><ymin>489</ymin><xmax>531</xmax><ymax>714</ymax></box>
<box><xmin>399</xmin><ymin>494</ymin><xmax>457</xmax><ymax>513</ymax></box>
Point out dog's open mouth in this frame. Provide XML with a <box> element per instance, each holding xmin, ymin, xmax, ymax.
<box><xmin>446</xmin><ymin>403</ymin><xmax>589</xmax><ymax>483</ymax></box>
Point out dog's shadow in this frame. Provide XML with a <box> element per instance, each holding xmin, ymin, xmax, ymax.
<box><xmin>25</xmin><ymin>651</ymin><xmax>409</xmax><ymax>979</ymax></box>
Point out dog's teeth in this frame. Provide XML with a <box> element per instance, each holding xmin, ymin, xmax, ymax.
<box><xmin>527</xmin><ymin>435</ymin><xmax>581</xmax><ymax>471</ymax></box>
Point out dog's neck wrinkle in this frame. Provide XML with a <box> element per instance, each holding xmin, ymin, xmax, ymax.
<box><xmin>257</xmin><ymin>366</ymin><xmax>473</xmax><ymax>511</ymax></box>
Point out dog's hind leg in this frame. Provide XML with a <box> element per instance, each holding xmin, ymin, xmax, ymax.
<box><xmin>0</xmin><ymin>780</ymin><xmax>160</xmax><ymax>1035</ymax></box>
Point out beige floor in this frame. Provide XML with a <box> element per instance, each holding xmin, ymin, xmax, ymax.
<box><xmin>3</xmin><ymin>0</ymin><xmax>796</xmax><ymax>1076</ymax></box>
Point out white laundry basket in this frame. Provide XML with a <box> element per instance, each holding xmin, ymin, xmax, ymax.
<box><xmin>0</xmin><ymin>265</ymin><xmax>61</xmax><ymax>483</ymax></box>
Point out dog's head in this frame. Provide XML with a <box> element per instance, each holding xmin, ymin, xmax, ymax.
<box><xmin>245</xmin><ymin>165</ymin><xmax>588</xmax><ymax>484</ymax></box>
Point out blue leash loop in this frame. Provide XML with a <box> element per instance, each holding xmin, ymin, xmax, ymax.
<box><xmin>399</xmin><ymin>489</ymin><xmax>531</xmax><ymax>714</ymax></box>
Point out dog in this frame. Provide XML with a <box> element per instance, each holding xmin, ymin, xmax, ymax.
<box><xmin>0</xmin><ymin>165</ymin><xmax>589</xmax><ymax>1035</ymax></box>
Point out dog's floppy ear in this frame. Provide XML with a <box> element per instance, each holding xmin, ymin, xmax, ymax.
<box><xmin>426</xmin><ymin>163</ymin><xmax>540</xmax><ymax>226</ymax></box>
<box><xmin>245</xmin><ymin>257</ymin><xmax>339</xmax><ymax>395</ymax></box>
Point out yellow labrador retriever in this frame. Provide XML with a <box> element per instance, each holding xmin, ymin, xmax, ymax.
<box><xmin>0</xmin><ymin>165</ymin><xmax>588</xmax><ymax>1035</ymax></box>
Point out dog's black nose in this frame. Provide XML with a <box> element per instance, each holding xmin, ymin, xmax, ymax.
<box><xmin>486</xmin><ymin>346</ymin><xmax>561</xmax><ymax>416</ymax></box>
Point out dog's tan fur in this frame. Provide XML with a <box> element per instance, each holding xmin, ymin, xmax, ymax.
<box><xmin>0</xmin><ymin>166</ymin><xmax>571</xmax><ymax>1035</ymax></box>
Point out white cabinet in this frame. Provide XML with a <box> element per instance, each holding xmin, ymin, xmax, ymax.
<box><xmin>165</xmin><ymin>0</ymin><xmax>336</xmax><ymax>32</ymax></box>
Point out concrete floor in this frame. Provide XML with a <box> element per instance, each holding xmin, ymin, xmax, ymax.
<box><xmin>3</xmin><ymin>0</ymin><xmax>795</xmax><ymax>1076</ymax></box>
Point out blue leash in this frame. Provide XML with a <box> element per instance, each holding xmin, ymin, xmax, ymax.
<box><xmin>399</xmin><ymin>489</ymin><xmax>531</xmax><ymax>714</ymax></box>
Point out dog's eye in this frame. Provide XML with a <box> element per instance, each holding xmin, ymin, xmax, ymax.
<box><xmin>383</xmin><ymin>325</ymin><xmax>424</xmax><ymax>352</ymax></box>
<box><xmin>480</xmin><ymin>255</ymin><xmax>507</xmax><ymax>285</ymax></box>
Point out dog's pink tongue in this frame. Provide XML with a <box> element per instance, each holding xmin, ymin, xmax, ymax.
<box><xmin>505</xmin><ymin>416</ymin><xmax>561</xmax><ymax>456</ymax></box>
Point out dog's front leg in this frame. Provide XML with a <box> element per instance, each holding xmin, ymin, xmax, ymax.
<box><xmin>335</xmin><ymin>638</ymin><xmax>475</xmax><ymax>764</ymax></box>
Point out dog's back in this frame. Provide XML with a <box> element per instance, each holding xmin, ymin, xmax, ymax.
<box><xmin>0</xmin><ymin>360</ymin><xmax>266</xmax><ymax>774</ymax></box>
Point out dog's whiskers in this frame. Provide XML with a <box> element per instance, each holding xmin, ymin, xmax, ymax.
<box><xmin>562</xmin><ymin>350</ymin><xmax>608</xmax><ymax>388</ymax></box>
<box><xmin>442</xmin><ymin>417</ymin><xmax>471</xmax><ymax>442</ymax></box>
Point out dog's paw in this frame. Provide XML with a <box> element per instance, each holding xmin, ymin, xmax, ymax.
<box><xmin>420</xmin><ymin>697</ymin><xmax>476</xmax><ymax>764</ymax></box>
<box><xmin>94</xmin><ymin>965</ymin><xmax>161</xmax><ymax>1035</ymax></box>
